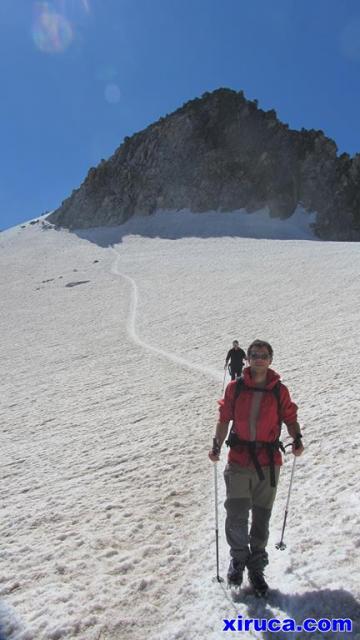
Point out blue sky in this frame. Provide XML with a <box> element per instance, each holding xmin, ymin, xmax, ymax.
<box><xmin>1</xmin><ymin>0</ymin><xmax>360</xmax><ymax>230</ymax></box>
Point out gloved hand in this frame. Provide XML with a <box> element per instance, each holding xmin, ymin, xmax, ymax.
<box><xmin>208</xmin><ymin>438</ymin><xmax>221</xmax><ymax>462</ymax></box>
<box><xmin>292</xmin><ymin>433</ymin><xmax>304</xmax><ymax>456</ymax></box>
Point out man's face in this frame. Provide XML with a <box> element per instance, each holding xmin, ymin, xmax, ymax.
<box><xmin>233</xmin><ymin>342</ymin><xmax>239</xmax><ymax>349</ymax></box>
<box><xmin>248</xmin><ymin>347</ymin><xmax>272</xmax><ymax>372</ymax></box>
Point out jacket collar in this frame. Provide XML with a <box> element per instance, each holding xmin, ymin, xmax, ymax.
<box><xmin>242</xmin><ymin>366</ymin><xmax>280</xmax><ymax>390</ymax></box>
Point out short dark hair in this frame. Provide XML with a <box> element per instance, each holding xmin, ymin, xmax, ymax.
<box><xmin>247</xmin><ymin>339</ymin><xmax>273</xmax><ymax>359</ymax></box>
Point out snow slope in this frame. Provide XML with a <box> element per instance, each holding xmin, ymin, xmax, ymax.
<box><xmin>0</xmin><ymin>210</ymin><xmax>359</xmax><ymax>640</ymax></box>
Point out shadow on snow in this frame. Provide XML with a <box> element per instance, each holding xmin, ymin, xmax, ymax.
<box><xmin>54</xmin><ymin>208</ymin><xmax>318</xmax><ymax>248</ymax></box>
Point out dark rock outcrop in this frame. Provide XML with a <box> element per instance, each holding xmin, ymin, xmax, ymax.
<box><xmin>48</xmin><ymin>88</ymin><xmax>360</xmax><ymax>240</ymax></box>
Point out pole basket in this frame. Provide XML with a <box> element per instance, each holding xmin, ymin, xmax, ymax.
<box><xmin>275</xmin><ymin>541</ymin><xmax>287</xmax><ymax>551</ymax></box>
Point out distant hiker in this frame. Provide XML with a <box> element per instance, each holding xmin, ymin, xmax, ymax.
<box><xmin>225</xmin><ymin>340</ymin><xmax>246</xmax><ymax>380</ymax></box>
<box><xmin>209</xmin><ymin>339</ymin><xmax>304</xmax><ymax>595</ymax></box>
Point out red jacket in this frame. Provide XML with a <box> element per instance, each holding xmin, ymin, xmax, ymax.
<box><xmin>218</xmin><ymin>367</ymin><xmax>298</xmax><ymax>467</ymax></box>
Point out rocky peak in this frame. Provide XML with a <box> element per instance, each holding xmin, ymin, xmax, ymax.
<box><xmin>48</xmin><ymin>88</ymin><xmax>360</xmax><ymax>240</ymax></box>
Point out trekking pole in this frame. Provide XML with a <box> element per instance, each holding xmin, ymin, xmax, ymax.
<box><xmin>212</xmin><ymin>439</ymin><xmax>224</xmax><ymax>582</ymax></box>
<box><xmin>221</xmin><ymin>368</ymin><xmax>227</xmax><ymax>396</ymax></box>
<box><xmin>275</xmin><ymin>455</ymin><xmax>297</xmax><ymax>550</ymax></box>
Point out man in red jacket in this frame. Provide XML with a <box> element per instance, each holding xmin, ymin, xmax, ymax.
<box><xmin>209</xmin><ymin>339</ymin><xmax>304</xmax><ymax>594</ymax></box>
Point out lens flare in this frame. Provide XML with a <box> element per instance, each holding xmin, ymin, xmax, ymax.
<box><xmin>32</xmin><ymin>2</ymin><xmax>74</xmax><ymax>53</ymax></box>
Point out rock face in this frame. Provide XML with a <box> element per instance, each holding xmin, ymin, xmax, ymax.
<box><xmin>48</xmin><ymin>88</ymin><xmax>360</xmax><ymax>240</ymax></box>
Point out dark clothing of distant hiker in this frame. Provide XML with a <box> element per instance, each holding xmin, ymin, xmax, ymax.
<box><xmin>225</xmin><ymin>344</ymin><xmax>246</xmax><ymax>380</ymax></box>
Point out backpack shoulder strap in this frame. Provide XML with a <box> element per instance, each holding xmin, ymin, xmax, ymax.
<box><xmin>231</xmin><ymin>377</ymin><xmax>245</xmax><ymax>415</ymax></box>
<box><xmin>234</xmin><ymin>376</ymin><xmax>245</xmax><ymax>399</ymax></box>
<box><xmin>273</xmin><ymin>381</ymin><xmax>282</xmax><ymax>428</ymax></box>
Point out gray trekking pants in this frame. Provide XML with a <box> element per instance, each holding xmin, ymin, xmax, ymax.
<box><xmin>224</xmin><ymin>462</ymin><xmax>280</xmax><ymax>572</ymax></box>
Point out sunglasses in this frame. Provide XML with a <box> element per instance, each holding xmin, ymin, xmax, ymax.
<box><xmin>249</xmin><ymin>352</ymin><xmax>271</xmax><ymax>360</ymax></box>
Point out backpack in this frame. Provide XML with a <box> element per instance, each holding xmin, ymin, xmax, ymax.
<box><xmin>225</xmin><ymin>377</ymin><xmax>284</xmax><ymax>487</ymax></box>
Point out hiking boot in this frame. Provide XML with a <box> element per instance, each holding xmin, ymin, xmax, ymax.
<box><xmin>227</xmin><ymin>559</ymin><xmax>244</xmax><ymax>587</ymax></box>
<box><xmin>248</xmin><ymin>569</ymin><xmax>268</xmax><ymax>596</ymax></box>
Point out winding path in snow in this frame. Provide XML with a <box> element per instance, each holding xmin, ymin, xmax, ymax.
<box><xmin>111</xmin><ymin>248</ymin><xmax>222</xmax><ymax>382</ymax></box>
